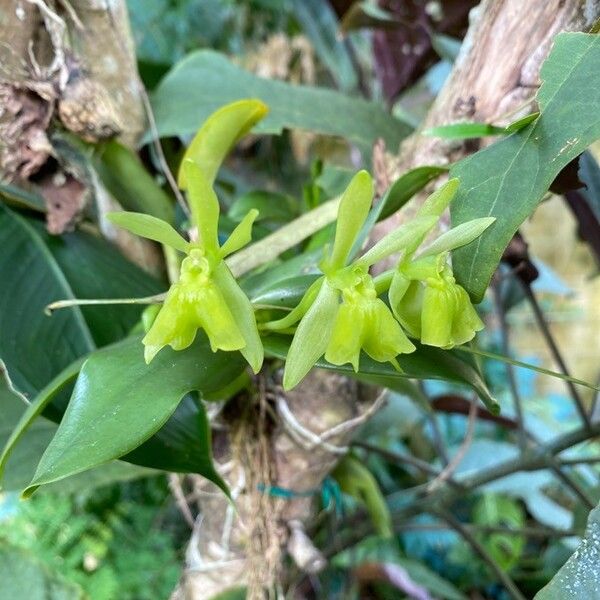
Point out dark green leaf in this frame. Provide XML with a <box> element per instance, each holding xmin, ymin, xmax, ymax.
<box><xmin>291</xmin><ymin>0</ymin><xmax>357</xmax><ymax>91</ymax></box>
<box><xmin>0</xmin><ymin>181</ymin><xmax>45</xmax><ymax>212</ymax></box>
<box><xmin>228</xmin><ymin>190</ymin><xmax>297</xmax><ymax>223</ymax></box>
<box><xmin>579</xmin><ymin>150</ymin><xmax>600</xmax><ymax>221</ymax></box>
<box><xmin>535</xmin><ymin>501</ymin><xmax>600</xmax><ymax>599</ymax></box>
<box><xmin>251</xmin><ymin>274</ymin><xmax>321</xmax><ymax>309</ymax></box>
<box><xmin>95</xmin><ymin>141</ymin><xmax>174</xmax><ymax>222</ymax></box>
<box><xmin>263</xmin><ymin>334</ymin><xmax>498</xmax><ymax>413</ymax></box>
<box><xmin>0</xmin><ymin>206</ymin><xmax>95</xmax><ymax>396</ymax></box>
<box><xmin>149</xmin><ymin>50</ymin><xmax>412</xmax><ymax>158</ymax></box>
<box><xmin>33</xmin><ymin>221</ymin><xmax>165</xmax><ymax>347</ymax></box>
<box><xmin>25</xmin><ymin>334</ymin><xmax>246</xmax><ymax>495</ymax></box>
<box><xmin>451</xmin><ymin>33</ymin><xmax>600</xmax><ymax>301</ymax></box>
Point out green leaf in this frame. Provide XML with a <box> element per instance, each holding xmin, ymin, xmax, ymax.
<box><xmin>228</xmin><ymin>190</ymin><xmax>296</xmax><ymax>223</ymax></box>
<box><xmin>451</xmin><ymin>33</ymin><xmax>600</xmax><ymax>301</ymax></box>
<box><xmin>0</xmin><ymin>542</ymin><xmax>86</xmax><ymax>600</ymax></box>
<box><xmin>149</xmin><ymin>50</ymin><xmax>412</xmax><ymax>158</ymax></box>
<box><xmin>377</xmin><ymin>166</ymin><xmax>448</xmax><ymax>221</ymax></box>
<box><xmin>179</xmin><ymin>99</ymin><xmax>269</xmax><ymax>188</ymax></box>
<box><xmin>333</xmin><ymin>455</ymin><xmax>393</xmax><ymax>537</ymax></box>
<box><xmin>24</xmin><ymin>334</ymin><xmax>246</xmax><ymax>496</ymax></box>
<box><xmin>107</xmin><ymin>211</ymin><xmax>190</xmax><ymax>253</ymax></box>
<box><xmin>251</xmin><ymin>274</ymin><xmax>321</xmax><ymax>310</ymax></box>
<box><xmin>535</xmin><ymin>501</ymin><xmax>600</xmax><ymax>599</ymax></box>
<box><xmin>424</xmin><ymin>122</ymin><xmax>508</xmax><ymax>139</ymax></box>
<box><xmin>0</xmin><ymin>206</ymin><xmax>95</xmax><ymax>396</ymax></box>
<box><xmin>0</xmin><ymin>358</ymin><xmax>81</xmax><ymax>486</ymax></box>
<box><xmin>418</xmin><ymin>217</ymin><xmax>496</xmax><ymax>258</ymax></box>
<box><xmin>291</xmin><ymin>0</ymin><xmax>357</xmax><ymax>91</ymax></box>
<box><xmin>473</xmin><ymin>494</ymin><xmax>525</xmax><ymax>571</ymax></box>
<box><xmin>265</xmin><ymin>334</ymin><xmax>498</xmax><ymax>413</ymax></box>
<box><xmin>95</xmin><ymin>140</ymin><xmax>174</xmax><ymax>223</ymax></box>
<box><xmin>340</xmin><ymin>2</ymin><xmax>396</xmax><ymax>34</ymax></box>
<box><xmin>327</xmin><ymin>170</ymin><xmax>373</xmax><ymax>270</ymax></box>
<box><xmin>0</xmin><ymin>181</ymin><xmax>45</xmax><ymax>212</ymax></box>
<box><xmin>35</xmin><ymin>221</ymin><xmax>165</xmax><ymax>347</ymax></box>
<box><xmin>418</xmin><ymin>178</ymin><xmax>460</xmax><ymax>218</ymax></box>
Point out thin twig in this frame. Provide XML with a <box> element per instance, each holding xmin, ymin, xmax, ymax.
<box><xmin>493</xmin><ymin>280</ymin><xmax>527</xmax><ymax>452</ymax></box>
<box><xmin>522</xmin><ymin>283</ymin><xmax>591</xmax><ymax>430</ymax></box>
<box><xmin>168</xmin><ymin>474</ymin><xmax>195</xmax><ymax>528</ymax></box>
<box><xmin>427</xmin><ymin>398</ymin><xmax>477</xmax><ymax>493</ymax></box>
<box><xmin>438</xmin><ymin>509</ymin><xmax>527</xmax><ymax>600</ymax></box>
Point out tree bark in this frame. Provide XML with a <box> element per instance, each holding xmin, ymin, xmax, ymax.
<box><xmin>173</xmin><ymin>1</ymin><xmax>599</xmax><ymax>599</ymax></box>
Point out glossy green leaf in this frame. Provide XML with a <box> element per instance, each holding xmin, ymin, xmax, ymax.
<box><xmin>179</xmin><ymin>99</ymin><xmax>269</xmax><ymax>188</ymax></box>
<box><xmin>25</xmin><ymin>334</ymin><xmax>246</xmax><ymax>495</ymax></box>
<box><xmin>108</xmin><ymin>211</ymin><xmax>190</xmax><ymax>253</ymax></box>
<box><xmin>377</xmin><ymin>166</ymin><xmax>448</xmax><ymax>221</ymax></box>
<box><xmin>150</xmin><ymin>51</ymin><xmax>412</xmax><ymax>158</ymax></box>
<box><xmin>282</xmin><ymin>281</ymin><xmax>339</xmax><ymax>390</ymax></box>
<box><xmin>424</xmin><ymin>122</ymin><xmax>507</xmax><ymax>139</ymax></box>
<box><xmin>451</xmin><ymin>33</ymin><xmax>600</xmax><ymax>301</ymax></box>
<box><xmin>326</xmin><ymin>170</ymin><xmax>373</xmax><ymax>271</ymax></box>
<box><xmin>35</xmin><ymin>223</ymin><xmax>165</xmax><ymax>347</ymax></box>
<box><xmin>95</xmin><ymin>140</ymin><xmax>174</xmax><ymax>223</ymax></box>
<box><xmin>419</xmin><ymin>217</ymin><xmax>496</xmax><ymax>258</ymax></box>
<box><xmin>265</xmin><ymin>334</ymin><xmax>498</xmax><ymax>413</ymax></box>
<box><xmin>535</xmin><ymin>501</ymin><xmax>600</xmax><ymax>599</ymax></box>
<box><xmin>251</xmin><ymin>274</ymin><xmax>321</xmax><ymax>310</ymax></box>
<box><xmin>0</xmin><ymin>358</ymin><xmax>81</xmax><ymax>485</ymax></box>
<box><xmin>0</xmin><ymin>206</ymin><xmax>95</xmax><ymax>396</ymax></box>
<box><xmin>220</xmin><ymin>209</ymin><xmax>258</xmax><ymax>258</ymax></box>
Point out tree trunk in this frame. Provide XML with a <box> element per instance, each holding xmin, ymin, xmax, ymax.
<box><xmin>173</xmin><ymin>1</ymin><xmax>599</xmax><ymax>599</ymax></box>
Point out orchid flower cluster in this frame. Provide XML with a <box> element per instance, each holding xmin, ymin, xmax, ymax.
<box><xmin>108</xmin><ymin>100</ymin><xmax>494</xmax><ymax>390</ymax></box>
<box><xmin>263</xmin><ymin>172</ymin><xmax>493</xmax><ymax>389</ymax></box>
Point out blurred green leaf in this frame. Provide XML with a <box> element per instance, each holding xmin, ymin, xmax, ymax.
<box><xmin>0</xmin><ymin>542</ymin><xmax>85</xmax><ymax>600</ymax></box>
<box><xmin>451</xmin><ymin>33</ymin><xmax>600</xmax><ymax>301</ymax></box>
<box><xmin>290</xmin><ymin>0</ymin><xmax>357</xmax><ymax>91</ymax></box>
<box><xmin>473</xmin><ymin>494</ymin><xmax>526</xmax><ymax>571</ymax></box>
<box><xmin>149</xmin><ymin>50</ymin><xmax>412</xmax><ymax>157</ymax></box>
<box><xmin>424</xmin><ymin>122</ymin><xmax>507</xmax><ymax>139</ymax></box>
<box><xmin>229</xmin><ymin>190</ymin><xmax>297</xmax><ymax>223</ymax></box>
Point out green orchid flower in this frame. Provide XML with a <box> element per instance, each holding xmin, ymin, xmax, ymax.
<box><xmin>390</xmin><ymin>253</ymin><xmax>484</xmax><ymax>349</ymax></box>
<box><xmin>110</xmin><ymin>160</ymin><xmax>263</xmax><ymax>371</ymax></box>
<box><xmin>387</xmin><ymin>180</ymin><xmax>495</xmax><ymax>349</ymax></box>
<box><xmin>265</xmin><ymin>171</ymin><xmax>437</xmax><ymax>390</ymax></box>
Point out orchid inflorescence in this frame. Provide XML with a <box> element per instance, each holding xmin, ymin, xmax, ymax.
<box><xmin>108</xmin><ymin>100</ymin><xmax>494</xmax><ymax>390</ymax></box>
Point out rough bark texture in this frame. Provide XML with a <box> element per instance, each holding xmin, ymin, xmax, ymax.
<box><xmin>0</xmin><ymin>0</ymin><xmax>159</xmax><ymax>271</ymax></box>
<box><xmin>373</xmin><ymin>0</ymin><xmax>599</xmax><ymax>247</ymax></box>
<box><xmin>173</xmin><ymin>1</ymin><xmax>600</xmax><ymax>599</ymax></box>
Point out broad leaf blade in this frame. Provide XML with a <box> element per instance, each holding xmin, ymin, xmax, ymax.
<box><xmin>451</xmin><ymin>33</ymin><xmax>600</xmax><ymax>301</ymax></box>
<box><xmin>149</xmin><ymin>50</ymin><xmax>412</xmax><ymax>158</ymax></box>
<box><xmin>25</xmin><ymin>334</ymin><xmax>245</xmax><ymax>495</ymax></box>
<box><xmin>265</xmin><ymin>334</ymin><xmax>497</xmax><ymax>413</ymax></box>
<box><xmin>0</xmin><ymin>206</ymin><xmax>95</xmax><ymax>396</ymax></box>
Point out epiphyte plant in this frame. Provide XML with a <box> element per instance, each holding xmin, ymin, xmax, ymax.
<box><xmin>263</xmin><ymin>173</ymin><xmax>495</xmax><ymax>390</ymax></box>
<box><xmin>107</xmin><ymin>99</ymin><xmax>495</xmax><ymax>390</ymax></box>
